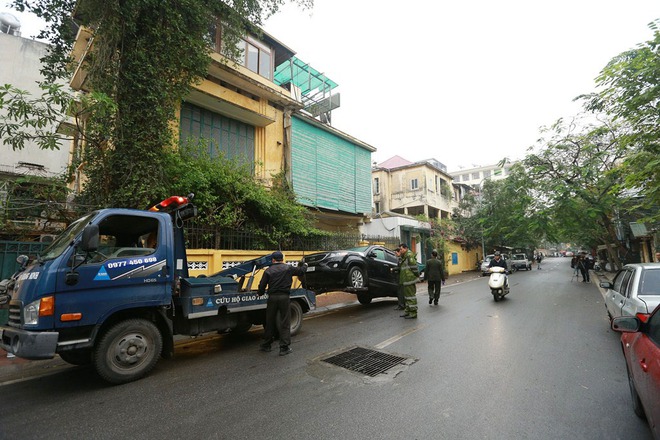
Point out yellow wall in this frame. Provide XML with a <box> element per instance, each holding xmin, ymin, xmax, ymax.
<box><xmin>186</xmin><ymin>249</ymin><xmax>318</xmax><ymax>289</ymax></box>
<box><xmin>444</xmin><ymin>242</ymin><xmax>481</xmax><ymax>276</ymax></box>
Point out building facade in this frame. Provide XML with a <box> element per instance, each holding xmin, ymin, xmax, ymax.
<box><xmin>449</xmin><ymin>162</ymin><xmax>515</xmax><ymax>188</ymax></box>
<box><xmin>372</xmin><ymin>156</ymin><xmax>455</xmax><ymax>220</ymax></box>
<box><xmin>67</xmin><ymin>23</ymin><xmax>373</xmax><ymax>233</ymax></box>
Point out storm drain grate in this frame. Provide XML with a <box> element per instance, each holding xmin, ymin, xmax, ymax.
<box><xmin>321</xmin><ymin>347</ymin><xmax>408</xmax><ymax>377</ymax></box>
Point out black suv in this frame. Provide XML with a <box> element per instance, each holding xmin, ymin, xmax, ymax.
<box><xmin>302</xmin><ymin>245</ymin><xmax>399</xmax><ymax>304</ymax></box>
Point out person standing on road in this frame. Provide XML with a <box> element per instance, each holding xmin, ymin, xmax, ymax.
<box><xmin>393</xmin><ymin>247</ymin><xmax>406</xmax><ymax>311</ymax></box>
<box><xmin>577</xmin><ymin>254</ymin><xmax>591</xmax><ymax>282</ymax></box>
<box><xmin>257</xmin><ymin>251</ymin><xmax>307</xmax><ymax>356</ymax></box>
<box><xmin>398</xmin><ymin>243</ymin><xmax>420</xmax><ymax>319</ymax></box>
<box><xmin>536</xmin><ymin>253</ymin><xmax>543</xmax><ymax>269</ymax></box>
<box><xmin>425</xmin><ymin>250</ymin><xmax>446</xmax><ymax>306</ymax></box>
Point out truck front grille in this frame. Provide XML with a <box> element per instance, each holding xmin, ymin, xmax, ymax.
<box><xmin>7</xmin><ymin>301</ymin><xmax>22</xmax><ymax>327</ymax></box>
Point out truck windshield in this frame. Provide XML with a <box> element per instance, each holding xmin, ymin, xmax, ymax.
<box><xmin>39</xmin><ymin>212</ymin><xmax>98</xmax><ymax>262</ymax></box>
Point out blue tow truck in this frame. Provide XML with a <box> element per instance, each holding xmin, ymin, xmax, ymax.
<box><xmin>0</xmin><ymin>196</ymin><xmax>315</xmax><ymax>384</ymax></box>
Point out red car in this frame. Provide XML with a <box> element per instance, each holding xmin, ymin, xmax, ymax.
<box><xmin>612</xmin><ymin>304</ymin><xmax>660</xmax><ymax>438</ymax></box>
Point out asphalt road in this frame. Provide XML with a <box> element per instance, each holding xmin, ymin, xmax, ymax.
<box><xmin>0</xmin><ymin>258</ymin><xmax>652</xmax><ymax>440</ymax></box>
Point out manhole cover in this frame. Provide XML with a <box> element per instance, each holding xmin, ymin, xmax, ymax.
<box><xmin>321</xmin><ymin>346</ymin><xmax>409</xmax><ymax>377</ymax></box>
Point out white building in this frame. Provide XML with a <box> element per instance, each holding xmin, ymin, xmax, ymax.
<box><xmin>0</xmin><ymin>20</ymin><xmax>70</xmax><ymax>178</ymax></box>
<box><xmin>449</xmin><ymin>162</ymin><xmax>516</xmax><ymax>188</ymax></box>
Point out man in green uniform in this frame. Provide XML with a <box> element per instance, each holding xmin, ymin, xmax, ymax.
<box><xmin>398</xmin><ymin>243</ymin><xmax>420</xmax><ymax>319</ymax></box>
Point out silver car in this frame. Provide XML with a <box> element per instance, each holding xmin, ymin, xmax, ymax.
<box><xmin>602</xmin><ymin>263</ymin><xmax>660</xmax><ymax>322</ymax></box>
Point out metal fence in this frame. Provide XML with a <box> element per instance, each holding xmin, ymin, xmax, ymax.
<box><xmin>0</xmin><ymin>241</ymin><xmax>48</xmax><ymax>280</ymax></box>
<box><xmin>184</xmin><ymin>225</ymin><xmax>400</xmax><ymax>252</ymax></box>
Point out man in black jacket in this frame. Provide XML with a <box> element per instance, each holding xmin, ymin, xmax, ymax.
<box><xmin>425</xmin><ymin>250</ymin><xmax>446</xmax><ymax>305</ymax></box>
<box><xmin>257</xmin><ymin>251</ymin><xmax>307</xmax><ymax>356</ymax></box>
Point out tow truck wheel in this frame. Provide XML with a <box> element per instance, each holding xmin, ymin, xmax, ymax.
<box><xmin>94</xmin><ymin>319</ymin><xmax>163</xmax><ymax>384</ymax></box>
<box><xmin>289</xmin><ymin>301</ymin><xmax>303</xmax><ymax>336</ymax></box>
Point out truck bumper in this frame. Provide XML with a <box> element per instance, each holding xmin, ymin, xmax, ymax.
<box><xmin>0</xmin><ymin>326</ymin><xmax>58</xmax><ymax>360</ymax></box>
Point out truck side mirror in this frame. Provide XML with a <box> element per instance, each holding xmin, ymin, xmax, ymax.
<box><xmin>81</xmin><ymin>225</ymin><xmax>100</xmax><ymax>252</ymax></box>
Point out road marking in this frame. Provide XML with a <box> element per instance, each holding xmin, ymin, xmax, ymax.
<box><xmin>375</xmin><ymin>324</ymin><xmax>428</xmax><ymax>349</ymax></box>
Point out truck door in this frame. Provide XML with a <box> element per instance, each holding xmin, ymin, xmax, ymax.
<box><xmin>53</xmin><ymin>213</ymin><xmax>172</xmax><ymax>330</ymax></box>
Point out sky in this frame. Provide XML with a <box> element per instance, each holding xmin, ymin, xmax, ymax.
<box><xmin>262</xmin><ymin>0</ymin><xmax>660</xmax><ymax>171</ymax></box>
<box><xmin>3</xmin><ymin>0</ymin><xmax>660</xmax><ymax>172</ymax></box>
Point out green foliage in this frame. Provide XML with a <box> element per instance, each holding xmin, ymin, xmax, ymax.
<box><xmin>523</xmin><ymin>116</ymin><xmax>630</xmax><ymax>250</ymax></box>
<box><xmin>451</xmin><ymin>165</ymin><xmax>544</xmax><ymax>253</ymax></box>
<box><xmin>0</xmin><ymin>83</ymin><xmax>71</xmax><ymax>151</ymax></box>
<box><xmin>580</xmin><ymin>20</ymin><xmax>660</xmax><ymax>222</ymax></box>
<box><xmin>162</xmin><ymin>143</ymin><xmax>317</xmax><ymax>238</ymax></box>
<box><xmin>6</xmin><ymin>0</ymin><xmax>313</xmax><ymax>211</ymax></box>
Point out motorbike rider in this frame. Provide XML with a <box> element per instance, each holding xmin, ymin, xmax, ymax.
<box><xmin>487</xmin><ymin>251</ymin><xmax>509</xmax><ymax>290</ymax></box>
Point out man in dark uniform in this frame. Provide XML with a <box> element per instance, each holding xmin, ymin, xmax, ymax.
<box><xmin>425</xmin><ymin>250</ymin><xmax>446</xmax><ymax>305</ymax></box>
<box><xmin>257</xmin><ymin>251</ymin><xmax>307</xmax><ymax>356</ymax></box>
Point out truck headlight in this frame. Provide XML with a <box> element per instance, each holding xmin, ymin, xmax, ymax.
<box><xmin>23</xmin><ymin>296</ymin><xmax>54</xmax><ymax>325</ymax></box>
<box><xmin>24</xmin><ymin>299</ymin><xmax>41</xmax><ymax>325</ymax></box>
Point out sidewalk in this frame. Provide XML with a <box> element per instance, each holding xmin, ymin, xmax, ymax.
<box><xmin>313</xmin><ymin>269</ymin><xmax>484</xmax><ymax>311</ymax></box>
<box><xmin>0</xmin><ymin>270</ymin><xmax>485</xmax><ymax>384</ymax></box>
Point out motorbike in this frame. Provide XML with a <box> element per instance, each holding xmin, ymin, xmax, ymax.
<box><xmin>487</xmin><ymin>266</ymin><xmax>509</xmax><ymax>302</ymax></box>
<box><xmin>0</xmin><ymin>255</ymin><xmax>29</xmax><ymax>307</ymax></box>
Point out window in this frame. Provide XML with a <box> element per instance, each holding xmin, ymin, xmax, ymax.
<box><xmin>411</xmin><ymin>178</ymin><xmax>419</xmax><ymax>190</ymax></box>
<box><xmin>374</xmin><ymin>202</ymin><xmax>380</xmax><ymax>213</ymax></box>
<box><xmin>239</xmin><ymin>36</ymin><xmax>273</xmax><ymax>80</ymax></box>
<box><xmin>384</xmin><ymin>248</ymin><xmax>399</xmax><ymax>264</ymax></box>
<box><xmin>472</xmin><ymin>172</ymin><xmax>480</xmax><ymax>180</ymax></box>
<box><xmin>494</xmin><ymin>169</ymin><xmax>503</xmax><ymax>176</ymax></box>
<box><xmin>462</xmin><ymin>174</ymin><xmax>469</xmax><ymax>182</ymax></box>
<box><xmin>213</xmin><ymin>25</ymin><xmax>273</xmax><ymax>80</ymax></box>
<box><xmin>613</xmin><ymin>269</ymin><xmax>633</xmax><ymax>294</ymax></box>
<box><xmin>483</xmin><ymin>170</ymin><xmax>491</xmax><ymax>179</ymax></box>
<box><xmin>373</xmin><ymin>177</ymin><xmax>380</xmax><ymax>195</ymax></box>
<box><xmin>179</xmin><ymin>102</ymin><xmax>255</xmax><ymax>166</ymax></box>
<box><xmin>648</xmin><ymin>305</ymin><xmax>660</xmax><ymax>345</ymax></box>
<box><xmin>82</xmin><ymin>215</ymin><xmax>160</xmax><ymax>264</ymax></box>
<box><xmin>640</xmin><ymin>269</ymin><xmax>660</xmax><ymax>295</ymax></box>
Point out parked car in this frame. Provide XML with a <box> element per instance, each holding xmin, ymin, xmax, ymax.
<box><xmin>601</xmin><ymin>263</ymin><xmax>660</xmax><ymax>323</ymax></box>
<box><xmin>611</xmin><ymin>304</ymin><xmax>660</xmax><ymax>437</ymax></box>
<box><xmin>302</xmin><ymin>245</ymin><xmax>399</xmax><ymax>304</ymax></box>
<box><xmin>510</xmin><ymin>253</ymin><xmax>532</xmax><ymax>271</ymax></box>
<box><xmin>480</xmin><ymin>254</ymin><xmax>512</xmax><ymax>276</ymax></box>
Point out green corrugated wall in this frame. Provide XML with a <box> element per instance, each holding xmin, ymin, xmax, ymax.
<box><xmin>291</xmin><ymin>117</ymin><xmax>371</xmax><ymax>214</ymax></box>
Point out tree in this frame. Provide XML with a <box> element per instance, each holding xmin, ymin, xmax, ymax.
<box><xmin>523</xmin><ymin>115</ymin><xmax>631</xmax><ymax>268</ymax></box>
<box><xmin>580</xmin><ymin>20</ymin><xmax>660</xmax><ymax>223</ymax></box>
<box><xmin>3</xmin><ymin>0</ymin><xmax>312</xmax><ymax>209</ymax></box>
